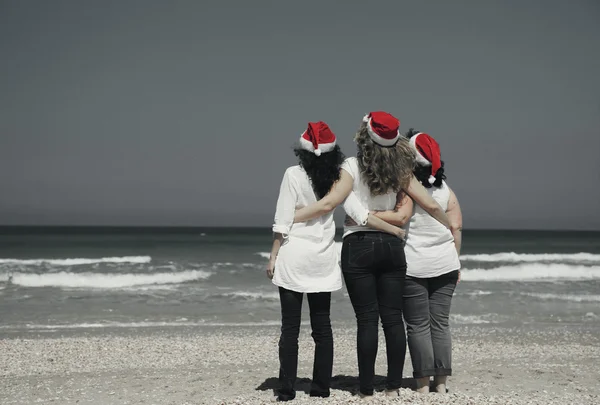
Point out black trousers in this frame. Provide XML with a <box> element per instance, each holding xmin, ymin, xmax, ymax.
<box><xmin>341</xmin><ymin>231</ymin><xmax>407</xmax><ymax>396</ymax></box>
<box><xmin>277</xmin><ymin>287</ymin><xmax>333</xmax><ymax>401</ymax></box>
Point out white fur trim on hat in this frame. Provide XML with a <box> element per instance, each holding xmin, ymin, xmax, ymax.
<box><xmin>364</xmin><ymin>117</ymin><xmax>400</xmax><ymax>147</ymax></box>
<box><xmin>428</xmin><ymin>175</ymin><xmax>436</xmax><ymax>184</ymax></box>
<box><xmin>299</xmin><ymin>134</ymin><xmax>336</xmax><ymax>156</ymax></box>
<box><xmin>409</xmin><ymin>133</ymin><xmax>432</xmax><ymax>166</ymax></box>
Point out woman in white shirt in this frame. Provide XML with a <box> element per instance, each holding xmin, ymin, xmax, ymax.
<box><xmin>267</xmin><ymin>121</ymin><xmax>404</xmax><ymax>402</ymax></box>
<box><xmin>370</xmin><ymin>130</ymin><xmax>463</xmax><ymax>394</ymax></box>
<box><xmin>294</xmin><ymin>112</ymin><xmax>452</xmax><ymax>399</ymax></box>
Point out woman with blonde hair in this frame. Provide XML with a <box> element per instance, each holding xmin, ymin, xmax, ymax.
<box><xmin>294</xmin><ymin>112</ymin><xmax>451</xmax><ymax>399</ymax></box>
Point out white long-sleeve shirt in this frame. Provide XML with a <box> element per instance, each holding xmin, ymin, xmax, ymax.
<box><xmin>271</xmin><ymin>165</ymin><xmax>342</xmax><ymax>293</ymax></box>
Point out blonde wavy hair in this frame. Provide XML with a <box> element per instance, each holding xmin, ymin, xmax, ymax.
<box><xmin>354</xmin><ymin>123</ymin><xmax>415</xmax><ymax>196</ymax></box>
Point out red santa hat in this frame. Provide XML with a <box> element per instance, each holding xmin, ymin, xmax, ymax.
<box><xmin>299</xmin><ymin>121</ymin><xmax>336</xmax><ymax>156</ymax></box>
<box><xmin>362</xmin><ymin>111</ymin><xmax>401</xmax><ymax>146</ymax></box>
<box><xmin>409</xmin><ymin>132</ymin><xmax>442</xmax><ymax>184</ymax></box>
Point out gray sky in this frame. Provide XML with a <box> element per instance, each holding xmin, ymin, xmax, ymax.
<box><xmin>1</xmin><ymin>0</ymin><xmax>599</xmax><ymax>230</ymax></box>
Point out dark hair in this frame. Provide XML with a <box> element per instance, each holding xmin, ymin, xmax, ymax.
<box><xmin>405</xmin><ymin>128</ymin><xmax>447</xmax><ymax>188</ymax></box>
<box><xmin>293</xmin><ymin>145</ymin><xmax>345</xmax><ymax>199</ymax></box>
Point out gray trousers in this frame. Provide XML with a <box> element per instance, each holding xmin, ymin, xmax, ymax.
<box><xmin>403</xmin><ymin>270</ymin><xmax>459</xmax><ymax>378</ymax></box>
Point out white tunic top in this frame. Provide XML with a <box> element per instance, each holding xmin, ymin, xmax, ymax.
<box><xmin>404</xmin><ymin>180</ymin><xmax>461</xmax><ymax>278</ymax></box>
<box><xmin>340</xmin><ymin>157</ymin><xmax>397</xmax><ymax>238</ymax></box>
<box><xmin>271</xmin><ymin>165</ymin><xmax>342</xmax><ymax>293</ymax></box>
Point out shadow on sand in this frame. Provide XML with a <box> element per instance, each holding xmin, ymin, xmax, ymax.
<box><xmin>256</xmin><ymin>375</ymin><xmax>417</xmax><ymax>396</ymax></box>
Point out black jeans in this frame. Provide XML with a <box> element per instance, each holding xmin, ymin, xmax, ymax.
<box><xmin>340</xmin><ymin>231</ymin><xmax>407</xmax><ymax>396</ymax></box>
<box><xmin>403</xmin><ymin>270</ymin><xmax>459</xmax><ymax>378</ymax></box>
<box><xmin>277</xmin><ymin>287</ymin><xmax>333</xmax><ymax>401</ymax></box>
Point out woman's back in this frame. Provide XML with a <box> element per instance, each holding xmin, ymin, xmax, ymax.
<box><xmin>268</xmin><ymin>121</ymin><xmax>343</xmax><ymax>402</ymax></box>
<box><xmin>283</xmin><ymin>165</ymin><xmax>337</xmax><ymax>242</ymax></box>
<box><xmin>338</xmin><ymin>111</ymin><xmax>412</xmax><ymax>397</ymax></box>
<box><xmin>342</xmin><ymin>157</ymin><xmax>397</xmax><ymax>237</ymax></box>
<box><xmin>405</xmin><ymin>180</ymin><xmax>460</xmax><ymax>277</ymax></box>
<box><xmin>272</xmin><ymin>165</ymin><xmax>340</xmax><ymax>293</ymax></box>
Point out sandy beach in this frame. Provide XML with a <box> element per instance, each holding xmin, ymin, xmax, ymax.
<box><xmin>1</xmin><ymin>324</ymin><xmax>599</xmax><ymax>405</ymax></box>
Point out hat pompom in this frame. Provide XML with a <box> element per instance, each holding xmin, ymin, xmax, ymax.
<box><xmin>314</xmin><ymin>149</ymin><xmax>322</xmax><ymax>156</ymax></box>
<box><xmin>428</xmin><ymin>175</ymin><xmax>436</xmax><ymax>184</ymax></box>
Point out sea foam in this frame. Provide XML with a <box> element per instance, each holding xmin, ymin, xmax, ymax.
<box><xmin>2</xmin><ymin>270</ymin><xmax>212</xmax><ymax>289</ymax></box>
<box><xmin>460</xmin><ymin>252</ymin><xmax>600</xmax><ymax>263</ymax></box>
<box><xmin>0</xmin><ymin>256</ymin><xmax>152</xmax><ymax>266</ymax></box>
<box><xmin>257</xmin><ymin>250</ymin><xmax>600</xmax><ymax>264</ymax></box>
<box><xmin>461</xmin><ymin>264</ymin><xmax>600</xmax><ymax>282</ymax></box>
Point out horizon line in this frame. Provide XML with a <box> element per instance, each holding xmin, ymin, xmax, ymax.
<box><xmin>0</xmin><ymin>225</ymin><xmax>598</xmax><ymax>233</ymax></box>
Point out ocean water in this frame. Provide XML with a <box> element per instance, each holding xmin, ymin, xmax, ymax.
<box><xmin>1</xmin><ymin>227</ymin><xmax>599</xmax><ymax>335</ymax></box>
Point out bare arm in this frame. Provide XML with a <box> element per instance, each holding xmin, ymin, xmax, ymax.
<box><xmin>446</xmin><ymin>187</ymin><xmax>463</xmax><ymax>255</ymax></box>
<box><xmin>373</xmin><ymin>192</ymin><xmax>414</xmax><ymax>227</ymax></box>
<box><xmin>405</xmin><ymin>176</ymin><xmax>450</xmax><ymax>229</ymax></box>
<box><xmin>342</xmin><ymin>190</ymin><xmax>406</xmax><ymax>238</ymax></box>
<box><xmin>294</xmin><ymin>169</ymin><xmax>353</xmax><ymax>223</ymax></box>
<box><xmin>365</xmin><ymin>213</ymin><xmax>405</xmax><ymax>239</ymax></box>
<box><xmin>266</xmin><ymin>233</ymin><xmax>284</xmax><ymax>279</ymax></box>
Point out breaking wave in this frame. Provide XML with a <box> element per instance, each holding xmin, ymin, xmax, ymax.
<box><xmin>1</xmin><ymin>270</ymin><xmax>212</xmax><ymax>289</ymax></box>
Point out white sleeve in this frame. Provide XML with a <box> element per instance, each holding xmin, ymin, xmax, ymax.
<box><xmin>340</xmin><ymin>158</ymin><xmax>356</xmax><ymax>180</ymax></box>
<box><xmin>342</xmin><ymin>191</ymin><xmax>369</xmax><ymax>226</ymax></box>
<box><xmin>272</xmin><ymin>169</ymin><xmax>298</xmax><ymax>237</ymax></box>
<box><xmin>340</xmin><ymin>158</ymin><xmax>367</xmax><ymax>225</ymax></box>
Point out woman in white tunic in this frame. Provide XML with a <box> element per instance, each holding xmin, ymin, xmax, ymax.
<box><xmin>267</xmin><ymin>121</ymin><xmax>404</xmax><ymax>402</ymax></box>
